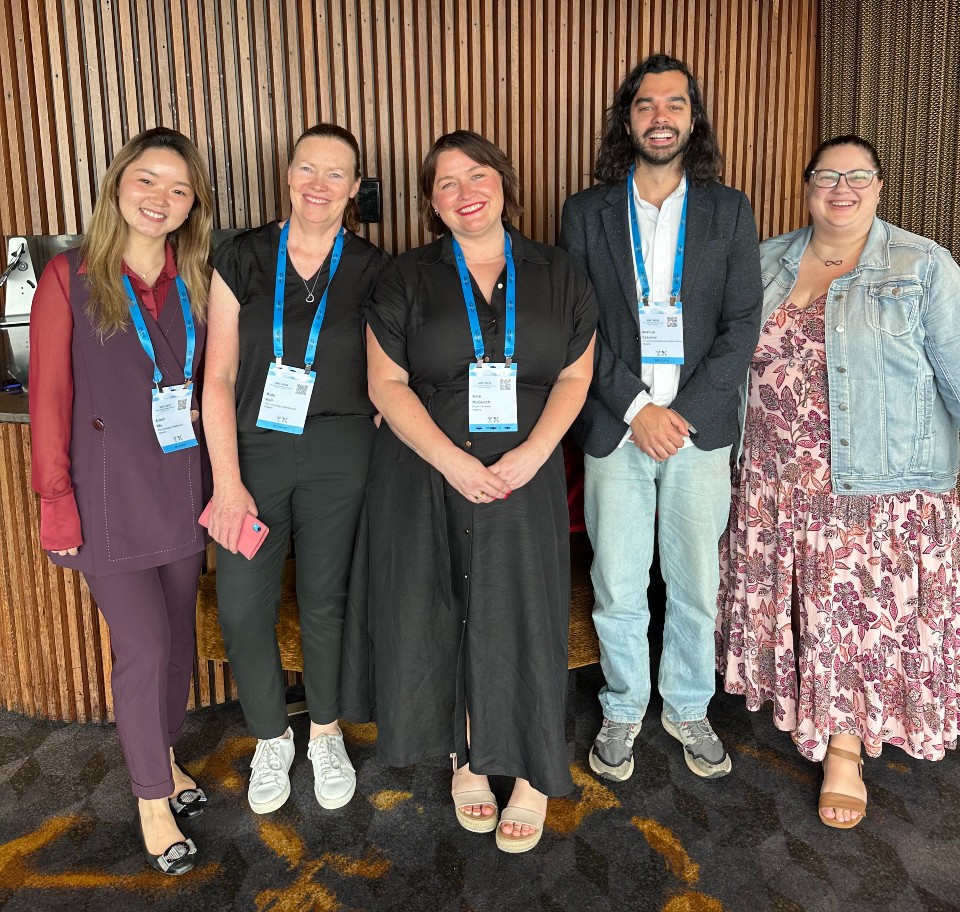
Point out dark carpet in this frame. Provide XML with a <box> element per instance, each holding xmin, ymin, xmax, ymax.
<box><xmin>1</xmin><ymin>665</ymin><xmax>958</xmax><ymax>912</ymax></box>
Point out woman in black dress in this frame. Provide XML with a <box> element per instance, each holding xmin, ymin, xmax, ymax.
<box><xmin>342</xmin><ymin>130</ymin><xmax>597</xmax><ymax>853</ymax></box>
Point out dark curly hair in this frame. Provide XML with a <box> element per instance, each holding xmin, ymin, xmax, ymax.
<box><xmin>594</xmin><ymin>54</ymin><xmax>723</xmax><ymax>186</ymax></box>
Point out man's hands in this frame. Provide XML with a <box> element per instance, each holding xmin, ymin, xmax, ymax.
<box><xmin>628</xmin><ymin>403</ymin><xmax>691</xmax><ymax>461</ymax></box>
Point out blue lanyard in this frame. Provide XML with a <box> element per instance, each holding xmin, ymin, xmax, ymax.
<box><xmin>451</xmin><ymin>231</ymin><xmax>516</xmax><ymax>365</ymax></box>
<box><xmin>273</xmin><ymin>221</ymin><xmax>345</xmax><ymax>371</ymax></box>
<box><xmin>627</xmin><ymin>164</ymin><xmax>687</xmax><ymax>306</ymax></box>
<box><xmin>123</xmin><ymin>274</ymin><xmax>195</xmax><ymax>389</ymax></box>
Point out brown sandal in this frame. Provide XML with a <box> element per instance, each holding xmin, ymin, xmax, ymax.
<box><xmin>818</xmin><ymin>746</ymin><xmax>867</xmax><ymax>829</ymax></box>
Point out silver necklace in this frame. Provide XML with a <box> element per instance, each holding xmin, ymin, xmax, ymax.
<box><xmin>302</xmin><ymin>266</ymin><xmax>324</xmax><ymax>303</ymax></box>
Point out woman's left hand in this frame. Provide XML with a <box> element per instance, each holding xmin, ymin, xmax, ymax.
<box><xmin>487</xmin><ymin>441</ymin><xmax>550</xmax><ymax>491</ymax></box>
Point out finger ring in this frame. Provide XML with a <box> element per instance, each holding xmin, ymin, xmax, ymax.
<box><xmin>475</xmin><ymin>492</ymin><xmax>483</xmax><ymax>501</ymax></box>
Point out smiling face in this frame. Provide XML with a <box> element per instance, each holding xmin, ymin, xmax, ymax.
<box><xmin>287</xmin><ymin>135</ymin><xmax>361</xmax><ymax>231</ymax></box>
<box><xmin>430</xmin><ymin>148</ymin><xmax>506</xmax><ymax>241</ymax></box>
<box><xmin>627</xmin><ymin>69</ymin><xmax>694</xmax><ymax>169</ymax></box>
<box><xmin>116</xmin><ymin>148</ymin><xmax>196</xmax><ymax>241</ymax></box>
<box><xmin>805</xmin><ymin>142</ymin><xmax>883</xmax><ymax>236</ymax></box>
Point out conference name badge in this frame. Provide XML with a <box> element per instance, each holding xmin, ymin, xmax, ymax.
<box><xmin>468</xmin><ymin>361</ymin><xmax>518</xmax><ymax>433</ymax></box>
<box><xmin>256</xmin><ymin>362</ymin><xmax>315</xmax><ymax>434</ymax></box>
<box><xmin>151</xmin><ymin>384</ymin><xmax>198</xmax><ymax>453</ymax></box>
<box><xmin>639</xmin><ymin>301</ymin><xmax>684</xmax><ymax>365</ymax></box>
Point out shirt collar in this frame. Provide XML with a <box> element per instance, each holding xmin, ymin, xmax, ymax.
<box><xmin>423</xmin><ymin>223</ymin><xmax>549</xmax><ymax>266</ymax></box>
<box><xmin>778</xmin><ymin>217</ymin><xmax>889</xmax><ymax>274</ymax></box>
<box><xmin>87</xmin><ymin>241</ymin><xmax>177</xmax><ymax>288</ymax></box>
<box><xmin>77</xmin><ymin>241</ymin><xmax>176</xmax><ymax>281</ymax></box>
<box><xmin>631</xmin><ymin>172</ymin><xmax>687</xmax><ymax>210</ymax></box>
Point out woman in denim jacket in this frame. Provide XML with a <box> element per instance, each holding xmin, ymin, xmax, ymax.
<box><xmin>717</xmin><ymin>135</ymin><xmax>960</xmax><ymax>829</ymax></box>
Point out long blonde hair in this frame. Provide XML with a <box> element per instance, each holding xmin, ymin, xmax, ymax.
<box><xmin>79</xmin><ymin>128</ymin><xmax>213</xmax><ymax>335</ymax></box>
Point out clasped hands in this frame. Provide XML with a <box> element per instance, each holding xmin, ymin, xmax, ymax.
<box><xmin>440</xmin><ymin>440</ymin><xmax>548</xmax><ymax>503</ymax></box>
<box><xmin>629</xmin><ymin>403</ymin><xmax>693</xmax><ymax>461</ymax></box>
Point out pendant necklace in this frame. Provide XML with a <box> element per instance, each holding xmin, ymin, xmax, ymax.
<box><xmin>131</xmin><ymin>259</ymin><xmax>165</xmax><ymax>281</ymax></box>
<box><xmin>302</xmin><ymin>266</ymin><xmax>324</xmax><ymax>303</ymax></box>
<box><xmin>807</xmin><ymin>245</ymin><xmax>845</xmax><ymax>267</ymax></box>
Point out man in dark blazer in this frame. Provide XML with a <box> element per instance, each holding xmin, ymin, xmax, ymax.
<box><xmin>560</xmin><ymin>54</ymin><xmax>762</xmax><ymax>783</ymax></box>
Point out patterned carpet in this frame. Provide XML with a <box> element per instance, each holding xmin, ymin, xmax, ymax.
<box><xmin>1</xmin><ymin>663</ymin><xmax>958</xmax><ymax>912</ymax></box>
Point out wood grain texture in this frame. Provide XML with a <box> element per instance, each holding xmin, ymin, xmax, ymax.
<box><xmin>0</xmin><ymin>422</ymin><xmax>235</xmax><ymax>723</ymax></box>
<box><xmin>0</xmin><ymin>1</ymin><xmax>820</xmax><ymax>721</ymax></box>
<box><xmin>0</xmin><ymin>0</ymin><xmax>818</xmax><ymax>248</ymax></box>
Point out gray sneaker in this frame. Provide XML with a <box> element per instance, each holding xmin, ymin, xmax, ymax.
<box><xmin>589</xmin><ymin>718</ymin><xmax>641</xmax><ymax>781</ymax></box>
<box><xmin>660</xmin><ymin>712</ymin><xmax>732</xmax><ymax>779</ymax></box>
<box><xmin>307</xmin><ymin>731</ymin><xmax>357</xmax><ymax>809</ymax></box>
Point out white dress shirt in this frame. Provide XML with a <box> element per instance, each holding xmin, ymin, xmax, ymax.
<box><xmin>619</xmin><ymin>173</ymin><xmax>691</xmax><ymax>449</ymax></box>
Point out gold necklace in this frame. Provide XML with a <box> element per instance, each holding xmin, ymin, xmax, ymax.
<box><xmin>128</xmin><ymin>258</ymin><xmax>165</xmax><ymax>281</ymax></box>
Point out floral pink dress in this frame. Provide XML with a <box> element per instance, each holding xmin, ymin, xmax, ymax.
<box><xmin>717</xmin><ymin>294</ymin><xmax>960</xmax><ymax>761</ymax></box>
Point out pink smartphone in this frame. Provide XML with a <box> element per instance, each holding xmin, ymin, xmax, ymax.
<box><xmin>198</xmin><ymin>502</ymin><xmax>269</xmax><ymax>560</ymax></box>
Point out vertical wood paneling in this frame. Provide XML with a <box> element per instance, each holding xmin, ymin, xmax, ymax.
<box><xmin>1</xmin><ymin>1</ymin><xmax>817</xmax><ymax>245</ymax></box>
<box><xmin>0</xmin><ymin>422</ymin><xmax>237</xmax><ymax>723</ymax></box>
<box><xmin>0</xmin><ymin>0</ymin><xmax>819</xmax><ymax>723</ymax></box>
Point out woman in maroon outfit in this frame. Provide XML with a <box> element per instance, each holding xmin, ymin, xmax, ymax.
<box><xmin>29</xmin><ymin>128</ymin><xmax>213</xmax><ymax>874</ymax></box>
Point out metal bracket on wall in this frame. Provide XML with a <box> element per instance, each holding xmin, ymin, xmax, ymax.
<box><xmin>1</xmin><ymin>238</ymin><xmax>37</xmax><ymax>387</ymax></box>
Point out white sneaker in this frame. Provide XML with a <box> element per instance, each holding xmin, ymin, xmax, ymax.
<box><xmin>248</xmin><ymin>727</ymin><xmax>295</xmax><ymax>814</ymax></box>
<box><xmin>307</xmin><ymin>730</ymin><xmax>356</xmax><ymax>809</ymax></box>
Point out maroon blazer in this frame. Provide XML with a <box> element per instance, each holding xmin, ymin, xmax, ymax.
<box><xmin>50</xmin><ymin>250</ymin><xmax>209</xmax><ymax>577</ymax></box>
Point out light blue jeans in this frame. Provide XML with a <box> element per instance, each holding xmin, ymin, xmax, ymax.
<box><xmin>584</xmin><ymin>442</ymin><xmax>733</xmax><ymax>725</ymax></box>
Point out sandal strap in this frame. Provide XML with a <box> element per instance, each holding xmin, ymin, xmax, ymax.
<box><xmin>453</xmin><ymin>789</ymin><xmax>497</xmax><ymax>811</ymax></box>
<box><xmin>826</xmin><ymin>746</ymin><xmax>863</xmax><ymax>766</ymax></box>
<box><xmin>500</xmin><ymin>805</ymin><xmax>545</xmax><ymax>829</ymax></box>
<box><xmin>818</xmin><ymin>791</ymin><xmax>867</xmax><ymax>815</ymax></box>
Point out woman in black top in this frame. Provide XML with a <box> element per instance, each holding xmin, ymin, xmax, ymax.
<box><xmin>203</xmin><ymin>124</ymin><xmax>387</xmax><ymax>816</ymax></box>
<box><xmin>341</xmin><ymin>131</ymin><xmax>597</xmax><ymax>853</ymax></box>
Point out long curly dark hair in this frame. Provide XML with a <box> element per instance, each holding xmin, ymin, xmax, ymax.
<box><xmin>593</xmin><ymin>54</ymin><xmax>723</xmax><ymax>186</ymax></box>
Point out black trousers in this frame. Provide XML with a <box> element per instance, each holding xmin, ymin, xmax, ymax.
<box><xmin>216</xmin><ymin>415</ymin><xmax>375</xmax><ymax>738</ymax></box>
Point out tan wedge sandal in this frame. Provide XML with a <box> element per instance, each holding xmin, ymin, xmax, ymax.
<box><xmin>495</xmin><ymin>806</ymin><xmax>545</xmax><ymax>853</ymax></box>
<box><xmin>451</xmin><ymin>758</ymin><xmax>498</xmax><ymax>833</ymax></box>
<box><xmin>818</xmin><ymin>745</ymin><xmax>867</xmax><ymax>829</ymax></box>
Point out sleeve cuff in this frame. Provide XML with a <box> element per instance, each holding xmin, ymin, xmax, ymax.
<box><xmin>39</xmin><ymin>493</ymin><xmax>83</xmax><ymax>552</ymax></box>
<box><xmin>624</xmin><ymin>392</ymin><xmax>654</xmax><ymax>426</ymax></box>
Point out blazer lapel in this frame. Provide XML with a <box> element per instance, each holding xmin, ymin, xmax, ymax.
<box><xmin>679</xmin><ymin>183</ymin><xmax>714</xmax><ymax>303</ymax></box>
<box><xmin>147</xmin><ymin>284</ymin><xmax>189</xmax><ymax>379</ymax></box>
<box><xmin>600</xmin><ymin>182</ymin><xmax>641</xmax><ymax>329</ymax></box>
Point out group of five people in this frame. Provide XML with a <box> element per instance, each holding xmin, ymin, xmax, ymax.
<box><xmin>27</xmin><ymin>53</ymin><xmax>960</xmax><ymax>873</ymax></box>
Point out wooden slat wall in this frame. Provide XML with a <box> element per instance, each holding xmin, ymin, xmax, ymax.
<box><xmin>0</xmin><ymin>1</ymin><xmax>818</xmax><ymax>722</ymax></box>
<box><xmin>0</xmin><ymin>421</ymin><xmax>237</xmax><ymax>722</ymax></box>
<box><xmin>1</xmin><ymin>0</ymin><xmax>818</xmax><ymax>247</ymax></box>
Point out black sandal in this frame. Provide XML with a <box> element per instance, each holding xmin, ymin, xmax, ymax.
<box><xmin>169</xmin><ymin>761</ymin><xmax>207</xmax><ymax>819</ymax></box>
<box><xmin>135</xmin><ymin>811</ymin><xmax>197</xmax><ymax>875</ymax></box>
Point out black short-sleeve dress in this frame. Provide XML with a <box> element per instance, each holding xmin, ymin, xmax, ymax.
<box><xmin>341</xmin><ymin>225</ymin><xmax>598</xmax><ymax>796</ymax></box>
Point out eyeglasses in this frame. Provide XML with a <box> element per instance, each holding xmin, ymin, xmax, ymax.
<box><xmin>808</xmin><ymin>168</ymin><xmax>881</xmax><ymax>189</ymax></box>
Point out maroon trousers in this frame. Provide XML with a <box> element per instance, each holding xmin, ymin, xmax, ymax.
<box><xmin>85</xmin><ymin>552</ymin><xmax>202</xmax><ymax>799</ymax></box>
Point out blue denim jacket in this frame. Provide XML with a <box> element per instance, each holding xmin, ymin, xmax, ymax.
<box><xmin>758</xmin><ymin>218</ymin><xmax>960</xmax><ymax>495</ymax></box>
